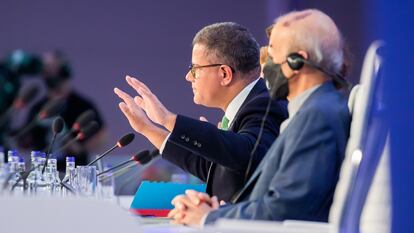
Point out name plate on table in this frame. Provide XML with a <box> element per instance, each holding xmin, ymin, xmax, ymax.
<box><xmin>130</xmin><ymin>181</ymin><xmax>206</xmax><ymax>217</ymax></box>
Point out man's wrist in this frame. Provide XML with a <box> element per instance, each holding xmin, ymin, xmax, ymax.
<box><xmin>163</xmin><ymin>112</ymin><xmax>177</xmax><ymax>132</ymax></box>
<box><xmin>140</xmin><ymin>121</ymin><xmax>157</xmax><ymax>136</ymax></box>
<box><xmin>141</xmin><ymin>123</ymin><xmax>170</xmax><ymax>149</ymax></box>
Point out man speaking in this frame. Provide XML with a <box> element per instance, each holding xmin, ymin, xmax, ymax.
<box><xmin>114</xmin><ymin>22</ymin><xmax>288</xmax><ymax>202</ymax></box>
<box><xmin>168</xmin><ymin>9</ymin><xmax>351</xmax><ymax>227</ymax></box>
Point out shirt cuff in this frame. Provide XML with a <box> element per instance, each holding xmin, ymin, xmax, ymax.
<box><xmin>200</xmin><ymin>212</ymin><xmax>209</xmax><ymax>227</ymax></box>
<box><xmin>159</xmin><ymin>133</ymin><xmax>171</xmax><ymax>154</ymax></box>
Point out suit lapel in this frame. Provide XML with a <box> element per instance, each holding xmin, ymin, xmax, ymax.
<box><xmin>229</xmin><ymin>79</ymin><xmax>267</xmax><ymax>130</ymax></box>
<box><xmin>208</xmin><ymin>79</ymin><xmax>268</xmax><ymax>198</ymax></box>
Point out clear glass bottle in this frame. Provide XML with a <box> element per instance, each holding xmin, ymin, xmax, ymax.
<box><xmin>98</xmin><ymin>164</ymin><xmax>115</xmax><ymax>200</ymax></box>
<box><xmin>0</xmin><ymin>146</ymin><xmax>5</xmax><ymax>171</ymax></box>
<box><xmin>26</xmin><ymin>156</ymin><xmax>46</xmax><ymax>196</ymax></box>
<box><xmin>30</xmin><ymin>151</ymin><xmax>41</xmax><ymax>170</ymax></box>
<box><xmin>62</xmin><ymin>156</ymin><xmax>76</xmax><ymax>196</ymax></box>
<box><xmin>9</xmin><ymin>157</ymin><xmax>26</xmax><ymax>193</ymax></box>
<box><xmin>0</xmin><ymin>148</ymin><xmax>7</xmax><ymax>186</ymax></box>
<box><xmin>45</xmin><ymin>157</ymin><xmax>61</xmax><ymax>195</ymax></box>
<box><xmin>39</xmin><ymin>152</ymin><xmax>46</xmax><ymax>169</ymax></box>
<box><xmin>7</xmin><ymin>150</ymin><xmax>19</xmax><ymax>173</ymax></box>
<box><xmin>37</xmin><ymin>152</ymin><xmax>49</xmax><ymax>194</ymax></box>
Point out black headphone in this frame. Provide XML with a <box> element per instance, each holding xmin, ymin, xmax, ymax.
<box><xmin>286</xmin><ymin>52</ymin><xmax>348</xmax><ymax>88</ymax></box>
<box><xmin>286</xmin><ymin>52</ymin><xmax>307</xmax><ymax>70</ymax></box>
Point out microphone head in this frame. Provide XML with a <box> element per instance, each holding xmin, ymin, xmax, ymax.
<box><xmin>14</xmin><ymin>85</ymin><xmax>39</xmax><ymax>109</ymax></box>
<box><xmin>132</xmin><ymin>150</ymin><xmax>151</xmax><ymax>165</ymax></box>
<box><xmin>38</xmin><ymin>99</ymin><xmax>64</xmax><ymax>120</ymax></box>
<box><xmin>116</xmin><ymin>133</ymin><xmax>135</xmax><ymax>148</ymax></box>
<box><xmin>72</xmin><ymin>110</ymin><xmax>96</xmax><ymax>131</ymax></box>
<box><xmin>52</xmin><ymin>116</ymin><xmax>65</xmax><ymax>134</ymax></box>
<box><xmin>150</xmin><ymin>149</ymin><xmax>160</xmax><ymax>159</ymax></box>
<box><xmin>77</xmin><ymin>121</ymin><xmax>100</xmax><ymax>141</ymax></box>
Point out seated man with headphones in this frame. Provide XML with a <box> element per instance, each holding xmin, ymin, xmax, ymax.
<box><xmin>168</xmin><ymin>9</ymin><xmax>352</xmax><ymax>227</ymax></box>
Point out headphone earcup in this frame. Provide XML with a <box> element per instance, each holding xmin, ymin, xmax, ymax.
<box><xmin>287</xmin><ymin>53</ymin><xmax>305</xmax><ymax>70</ymax></box>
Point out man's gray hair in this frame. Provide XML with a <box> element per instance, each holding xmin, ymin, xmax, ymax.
<box><xmin>193</xmin><ymin>22</ymin><xmax>260</xmax><ymax>74</ymax></box>
<box><xmin>274</xmin><ymin>9</ymin><xmax>345</xmax><ymax>77</ymax></box>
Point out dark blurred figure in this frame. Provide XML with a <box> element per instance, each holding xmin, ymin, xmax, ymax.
<box><xmin>19</xmin><ymin>50</ymin><xmax>106</xmax><ymax>170</ymax></box>
<box><xmin>0</xmin><ymin>64</ymin><xmax>19</xmax><ymax>147</ymax></box>
<box><xmin>0</xmin><ymin>50</ymin><xmax>42</xmax><ymax>148</ymax></box>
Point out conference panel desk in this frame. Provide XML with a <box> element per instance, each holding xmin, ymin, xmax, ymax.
<box><xmin>0</xmin><ymin>196</ymin><xmax>333</xmax><ymax>233</ymax></box>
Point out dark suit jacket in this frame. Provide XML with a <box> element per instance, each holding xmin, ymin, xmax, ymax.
<box><xmin>205</xmin><ymin>81</ymin><xmax>351</xmax><ymax>223</ymax></box>
<box><xmin>162</xmin><ymin>79</ymin><xmax>288</xmax><ymax>202</ymax></box>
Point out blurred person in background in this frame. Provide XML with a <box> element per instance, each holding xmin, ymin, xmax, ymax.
<box><xmin>18</xmin><ymin>50</ymin><xmax>107</xmax><ymax>171</ymax></box>
<box><xmin>259</xmin><ymin>46</ymin><xmax>269</xmax><ymax>78</ymax></box>
<box><xmin>0</xmin><ymin>50</ymin><xmax>42</xmax><ymax>149</ymax></box>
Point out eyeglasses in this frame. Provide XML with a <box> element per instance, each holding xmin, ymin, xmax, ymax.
<box><xmin>188</xmin><ymin>63</ymin><xmax>236</xmax><ymax>79</ymax></box>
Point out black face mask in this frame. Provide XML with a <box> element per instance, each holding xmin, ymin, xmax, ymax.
<box><xmin>263</xmin><ymin>59</ymin><xmax>289</xmax><ymax>100</ymax></box>
<box><xmin>45</xmin><ymin>76</ymin><xmax>64</xmax><ymax>89</ymax></box>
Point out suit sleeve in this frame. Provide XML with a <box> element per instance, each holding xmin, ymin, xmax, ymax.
<box><xmin>205</xmin><ymin>109</ymin><xmax>343</xmax><ymax>223</ymax></box>
<box><xmin>162</xmin><ymin>96</ymin><xmax>285</xmax><ymax>178</ymax></box>
<box><xmin>162</xmin><ymin>138</ymin><xmax>211</xmax><ymax>182</ymax></box>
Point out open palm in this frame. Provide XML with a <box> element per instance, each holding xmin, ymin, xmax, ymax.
<box><xmin>114</xmin><ymin>87</ymin><xmax>153</xmax><ymax>133</ymax></box>
<box><xmin>126</xmin><ymin>75</ymin><xmax>172</xmax><ymax>127</ymax></box>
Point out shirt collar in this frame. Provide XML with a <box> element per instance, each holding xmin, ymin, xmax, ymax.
<box><xmin>287</xmin><ymin>84</ymin><xmax>322</xmax><ymax>118</ymax></box>
<box><xmin>225</xmin><ymin>78</ymin><xmax>260</xmax><ymax>126</ymax></box>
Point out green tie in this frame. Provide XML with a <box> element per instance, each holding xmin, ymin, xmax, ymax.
<box><xmin>221</xmin><ymin>116</ymin><xmax>230</xmax><ymax>130</ymax></box>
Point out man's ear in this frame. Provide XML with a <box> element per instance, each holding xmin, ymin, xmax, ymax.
<box><xmin>220</xmin><ymin>65</ymin><xmax>233</xmax><ymax>86</ymax></box>
<box><xmin>297</xmin><ymin>50</ymin><xmax>309</xmax><ymax>60</ymax></box>
<box><xmin>292</xmin><ymin>50</ymin><xmax>309</xmax><ymax>75</ymax></box>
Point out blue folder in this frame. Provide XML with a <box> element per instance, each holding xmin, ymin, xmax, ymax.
<box><xmin>130</xmin><ymin>181</ymin><xmax>206</xmax><ymax>210</ymax></box>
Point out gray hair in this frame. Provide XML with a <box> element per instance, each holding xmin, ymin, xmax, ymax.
<box><xmin>193</xmin><ymin>22</ymin><xmax>260</xmax><ymax>74</ymax></box>
<box><xmin>274</xmin><ymin>9</ymin><xmax>345</xmax><ymax>77</ymax></box>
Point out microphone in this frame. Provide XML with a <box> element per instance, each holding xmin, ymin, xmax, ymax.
<box><xmin>41</xmin><ymin>116</ymin><xmax>65</xmax><ymax>174</ymax></box>
<box><xmin>13</xmin><ymin>99</ymin><xmax>64</xmax><ymax>139</ymax></box>
<box><xmin>37</xmin><ymin>99</ymin><xmax>64</xmax><ymax>120</ymax></box>
<box><xmin>13</xmin><ymin>85</ymin><xmax>39</xmax><ymax>109</ymax></box>
<box><xmin>97</xmin><ymin>150</ymin><xmax>150</xmax><ymax>177</ymax></box>
<box><xmin>59</xmin><ymin>110</ymin><xmax>96</xmax><ymax>144</ymax></box>
<box><xmin>60</xmin><ymin>132</ymin><xmax>135</xmax><ymax>184</ymax></box>
<box><xmin>149</xmin><ymin>149</ymin><xmax>160</xmax><ymax>161</ymax></box>
<box><xmin>87</xmin><ymin>133</ymin><xmax>135</xmax><ymax>166</ymax></box>
<box><xmin>113</xmin><ymin>149</ymin><xmax>159</xmax><ymax>195</ymax></box>
<box><xmin>57</xmin><ymin>121</ymin><xmax>100</xmax><ymax>152</ymax></box>
<box><xmin>104</xmin><ymin>150</ymin><xmax>159</xmax><ymax>177</ymax></box>
<box><xmin>72</xmin><ymin>110</ymin><xmax>96</xmax><ymax>132</ymax></box>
